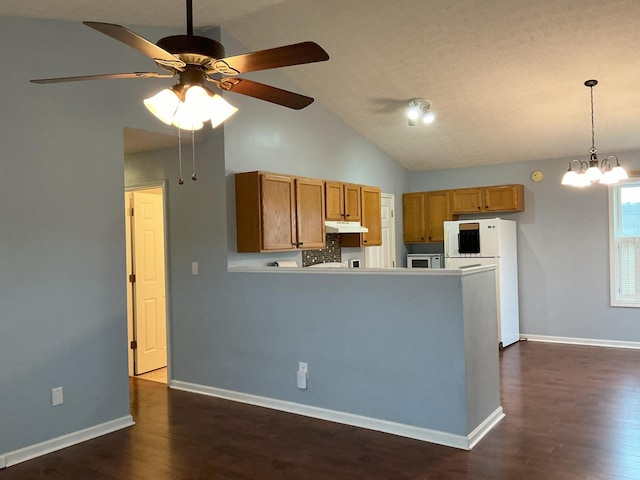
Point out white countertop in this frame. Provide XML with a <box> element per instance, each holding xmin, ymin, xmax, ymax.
<box><xmin>227</xmin><ymin>265</ymin><xmax>496</xmax><ymax>276</ymax></box>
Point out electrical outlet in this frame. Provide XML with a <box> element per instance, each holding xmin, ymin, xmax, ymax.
<box><xmin>298</xmin><ymin>362</ymin><xmax>308</xmax><ymax>373</ymax></box>
<box><xmin>191</xmin><ymin>262</ymin><xmax>199</xmax><ymax>275</ymax></box>
<box><xmin>52</xmin><ymin>387</ymin><xmax>63</xmax><ymax>406</ymax></box>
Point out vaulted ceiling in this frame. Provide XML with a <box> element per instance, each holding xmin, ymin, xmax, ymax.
<box><xmin>4</xmin><ymin>0</ymin><xmax>640</xmax><ymax>171</ymax></box>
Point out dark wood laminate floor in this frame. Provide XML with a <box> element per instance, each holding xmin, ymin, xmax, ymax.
<box><xmin>3</xmin><ymin>341</ymin><xmax>640</xmax><ymax>479</ymax></box>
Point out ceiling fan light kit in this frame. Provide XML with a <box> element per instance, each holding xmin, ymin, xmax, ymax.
<box><xmin>407</xmin><ymin>98</ymin><xmax>434</xmax><ymax>126</ymax></box>
<box><xmin>562</xmin><ymin>79</ymin><xmax>628</xmax><ymax>187</ymax></box>
<box><xmin>30</xmin><ymin>0</ymin><xmax>329</xmax><ymax>183</ymax></box>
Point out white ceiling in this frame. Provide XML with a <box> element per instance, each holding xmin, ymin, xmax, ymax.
<box><xmin>4</xmin><ymin>0</ymin><xmax>640</xmax><ymax>171</ymax></box>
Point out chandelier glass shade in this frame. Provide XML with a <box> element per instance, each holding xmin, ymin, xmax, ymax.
<box><xmin>562</xmin><ymin>80</ymin><xmax>627</xmax><ymax>187</ymax></box>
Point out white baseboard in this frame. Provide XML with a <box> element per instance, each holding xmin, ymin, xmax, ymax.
<box><xmin>171</xmin><ymin>380</ymin><xmax>500</xmax><ymax>450</ymax></box>
<box><xmin>1</xmin><ymin>415</ymin><xmax>134</xmax><ymax>468</ymax></box>
<box><xmin>467</xmin><ymin>407</ymin><xmax>504</xmax><ymax>449</ymax></box>
<box><xmin>521</xmin><ymin>334</ymin><xmax>640</xmax><ymax>350</ymax></box>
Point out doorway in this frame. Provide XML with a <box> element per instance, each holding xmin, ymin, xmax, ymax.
<box><xmin>125</xmin><ymin>185</ymin><xmax>169</xmax><ymax>384</ymax></box>
<box><xmin>365</xmin><ymin>193</ymin><xmax>396</xmax><ymax>268</ymax></box>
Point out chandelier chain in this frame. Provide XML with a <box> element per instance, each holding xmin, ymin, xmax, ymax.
<box><xmin>590</xmin><ymin>85</ymin><xmax>596</xmax><ymax>153</ymax></box>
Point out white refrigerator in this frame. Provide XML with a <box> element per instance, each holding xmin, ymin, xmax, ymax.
<box><xmin>444</xmin><ymin>218</ymin><xmax>520</xmax><ymax>348</ymax></box>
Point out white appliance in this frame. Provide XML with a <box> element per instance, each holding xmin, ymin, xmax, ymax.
<box><xmin>444</xmin><ymin>218</ymin><xmax>519</xmax><ymax>348</ymax></box>
<box><xmin>407</xmin><ymin>253</ymin><xmax>442</xmax><ymax>269</ymax></box>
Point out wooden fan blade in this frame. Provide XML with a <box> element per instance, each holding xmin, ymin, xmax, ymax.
<box><xmin>30</xmin><ymin>72</ymin><xmax>174</xmax><ymax>84</ymax></box>
<box><xmin>83</xmin><ymin>22</ymin><xmax>186</xmax><ymax>69</ymax></box>
<box><xmin>218</xmin><ymin>78</ymin><xmax>314</xmax><ymax>110</ymax></box>
<box><xmin>220</xmin><ymin>42</ymin><xmax>329</xmax><ymax>74</ymax></box>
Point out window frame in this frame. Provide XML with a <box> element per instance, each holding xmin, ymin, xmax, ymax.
<box><xmin>609</xmin><ymin>177</ymin><xmax>640</xmax><ymax>307</ymax></box>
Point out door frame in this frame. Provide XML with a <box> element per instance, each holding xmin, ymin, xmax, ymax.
<box><xmin>125</xmin><ymin>181</ymin><xmax>171</xmax><ymax>383</ymax></box>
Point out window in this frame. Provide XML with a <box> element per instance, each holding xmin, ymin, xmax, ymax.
<box><xmin>610</xmin><ymin>178</ymin><xmax>640</xmax><ymax>306</ymax></box>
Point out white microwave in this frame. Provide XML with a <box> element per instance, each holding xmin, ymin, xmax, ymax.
<box><xmin>407</xmin><ymin>254</ymin><xmax>442</xmax><ymax>269</ymax></box>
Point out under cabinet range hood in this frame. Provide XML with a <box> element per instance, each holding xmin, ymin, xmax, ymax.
<box><xmin>324</xmin><ymin>221</ymin><xmax>369</xmax><ymax>233</ymax></box>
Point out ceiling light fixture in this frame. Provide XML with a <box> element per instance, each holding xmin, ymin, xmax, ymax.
<box><xmin>143</xmin><ymin>68</ymin><xmax>238</xmax><ymax>184</ymax></box>
<box><xmin>561</xmin><ymin>80</ymin><xmax>627</xmax><ymax>187</ymax></box>
<box><xmin>407</xmin><ymin>98</ymin><xmax>435</xmax><ymax>126</ymax></box>
<box><xmin>144</xmin><ymin>69</ymin><xmax>238</xmax><ymax>131</ymax></box>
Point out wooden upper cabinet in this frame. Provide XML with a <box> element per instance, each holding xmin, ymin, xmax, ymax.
<box><xmin>325</xmin><ymin>181</ymin><xmax>345</xmax><ymax>220</ymax></box>
<box><xmin>425</xmin><ymin>190</ymin><xmax>450</xmax><ymax>243</ymax></box>
<box><xmin>451</xmin><ymin>188</ymin><xmax>483</xmax><ymax>214</ymax></box>
<box><xmin>361</xmin><ymin>186</ymin><xmax>382</xmax><ymax>246</ymax></box>
<box><xmin>235</xmin><ymin>171</ymin><xmax>325</xmax><ymax>252</ymax></box>
<box><xmin>344</xmin><ymin>184</ymin><xmax>362</xmax><ymax>221</ymax></box>
<box><xmin>484</xmin><ymin>184</ymin><xmax>524</xmax><ymax>212</ymax></box>
<box><xmin>260</xmin><ymin>174</ymin><xmax>297</xmax><ymax>250</ymax></box>
<box><xmin>295</xmin><ymin>178</ymin><xmax>326</xmax><ymax>249</ymax></box>
<box><xmin>451</xmin><ymin>184</ymin><xmax>524</xmax><ymax>214</ymax></box>
<box><xmin>403</xmin><ymin>192</ymin><xmax>426</xmax><ymax>243</ymax></box>
<box><xmin>325</xmin><ymin>182</ymin><xmax>361</xmax><ymax>221</ymax></box>
<box><xmin>403</xmin><ymin>191</ymin><xmax>453</xmax><ymax>243</ymax></box>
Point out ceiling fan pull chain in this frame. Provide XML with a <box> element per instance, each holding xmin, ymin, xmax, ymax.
<box><xmin>191</xmin><ymin>129</ymin><xmax>197</xmax><ymax>181</ymax></box>
<box><xmin>178</xmin><ymin>127</ymin><xmax>184</xmax><ymax>185</ymax></box>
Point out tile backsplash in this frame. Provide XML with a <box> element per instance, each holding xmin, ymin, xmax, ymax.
<box><xmin>302</xmin><ymin>234</ymin><xmax>341</xmax><ymax>267</ymax></box>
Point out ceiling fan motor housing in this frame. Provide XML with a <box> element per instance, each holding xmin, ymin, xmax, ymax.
<box><xmin>156</xmin><ymin>35</ymin><xmax>226</xmax><ymax>69</ymax></box>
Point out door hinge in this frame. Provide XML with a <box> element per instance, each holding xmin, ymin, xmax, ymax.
<box><xmin>393</xmin><ymin>260</ymin><xmax>396</xmax><ymax>267</ymax></box>
<box><xmin>391</xmin><ymin>210</ymin><xmax>394</xmax><ymax>218</ymax></box>
<box><xmin>129</xmin><ymin>274</ymin><xmax>136</xmax><ymax>283</ymax></box>
<box><xmin>130</xmin><ymin>207</ymin><xmax>134</xmax><ymax>217</ymax></box>
<box><xmin>130</xmin><ymin>340</ymin><xmax>137</xmax><ymax>350</ymax></box>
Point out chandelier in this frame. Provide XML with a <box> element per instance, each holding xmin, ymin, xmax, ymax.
<box><xmin>562</xmin><ymin>80</ymin><xmax>627</xmax><ymax>187</ymax></box>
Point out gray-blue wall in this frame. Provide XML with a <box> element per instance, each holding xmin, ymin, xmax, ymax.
<box><xmin>409</xmin><ymin>152</ymin><xmax>640</xmax><ymax>342</ymax></box>
<box><xmin>0</xmin><ymin>16</ymin><xmax>185</xmax><ymax>456</ymax></box>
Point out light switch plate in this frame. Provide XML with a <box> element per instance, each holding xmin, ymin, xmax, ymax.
<box><xmin>52</xmin><ymin>387</ymin><xmax>63</xmax><ymax>406</ymax></box>
<box><xmin>296</xmin><ymin>370</ymin><xmax>308</xmax><ymax>390</ymax></box>
<box><xmin>191</xmin><ymin>262</ymin><xmax>198</xmax><ymax>275</ymax></box>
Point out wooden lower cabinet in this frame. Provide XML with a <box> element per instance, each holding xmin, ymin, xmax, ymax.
<box><xmin>235</xmin><ymin>171</ymin><xmax>325</xmax><ymax>252</ymax></box>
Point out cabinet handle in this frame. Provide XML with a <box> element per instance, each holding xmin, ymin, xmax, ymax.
<box><xmin>298</xmin><ymin>242</ymin><xmax>304</xmax><ymax>246</ymax></box>
<box><xmin>363</xmin><ymin>240</ymin><xmax>367</xmax><ymax>243</ymax></box>
<box><xmin>477</xmin><ymin>206</ymin><xmax>481</xmax><ymax>209</ymax></box>
<box><xmin>421</xmin><ymin>236</ymin><xmax>425</xmax><ymax>240</ymax></box>
<box><xmin>345</xmin><ymin>214</ymin><xmax>350</xmax><ymax>218</ymax></box>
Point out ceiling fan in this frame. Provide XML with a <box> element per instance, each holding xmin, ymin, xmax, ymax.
<box><xmin>31</xmin><ymin>0</ymin><xmax>330</xmax><ymax>128</ymax></box>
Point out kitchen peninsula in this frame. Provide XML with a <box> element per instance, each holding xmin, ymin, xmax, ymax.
<box><xmin>202</xmin><ymin>265</ymin><xmax>504</xmax><ymax>450</ymax></box>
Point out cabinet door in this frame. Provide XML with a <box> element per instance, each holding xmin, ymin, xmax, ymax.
<box><xmin>426</xmin><ymin>190</ymin><xmax>450</xmax><ymax>242</ymax></box>
<box><xmin>361</xmin><ymin>186</ymin><xmax>381</xmax><ymax>246</ymax></box>
<box><xmin>296</xmin><ymin>178</ymin><xmax>326</xmax><ymax>249</ymax></box>
<box><xmin>484</xmin><ymin>184</ymin><xmax>524</xmax><ymax>212</ymax></box>
<box><xmin>344</xmin><ymin>184</ymin><xmax>362</xmax><ymax>221</ymax></box>
<box><xmin>451</xmin><ymin>188</ymin><xmax>483</xmax><ymax>214</ymax></box>
<box><xmin>325</xmin><ymin>181</ymin><xmax>344</xmax><ymax>220</ymax></box>
<box><xmin>260</xmin><ymin>174</ymin><xmax>296</xmax><ymax>250</ymax></box>
<box><xmin>402</xmin><ymin>193</ymin><xmax>426</xmax><ymax>242</ymax></box>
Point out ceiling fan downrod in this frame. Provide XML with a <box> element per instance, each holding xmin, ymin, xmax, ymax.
<box><xmin>186</xmin><ymin>0</ymin><xmax>193</xmax><ymax>35</ymax></box>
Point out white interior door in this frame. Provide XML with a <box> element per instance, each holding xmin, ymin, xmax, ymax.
<box><xmin>365</xmin><ymin>193</ymin><xmax>396</xmax><ymax>268</ymax></box>
<box><xmin>132</xmin><ymin>189</ymin><xmax>167</xmax><ymax>374</ymax></box>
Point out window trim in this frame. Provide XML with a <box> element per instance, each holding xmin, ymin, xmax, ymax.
<box><xmin>609</xmin><ymin>177</ymin><xmax>640</xmax><ymax>307</ymax></box>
